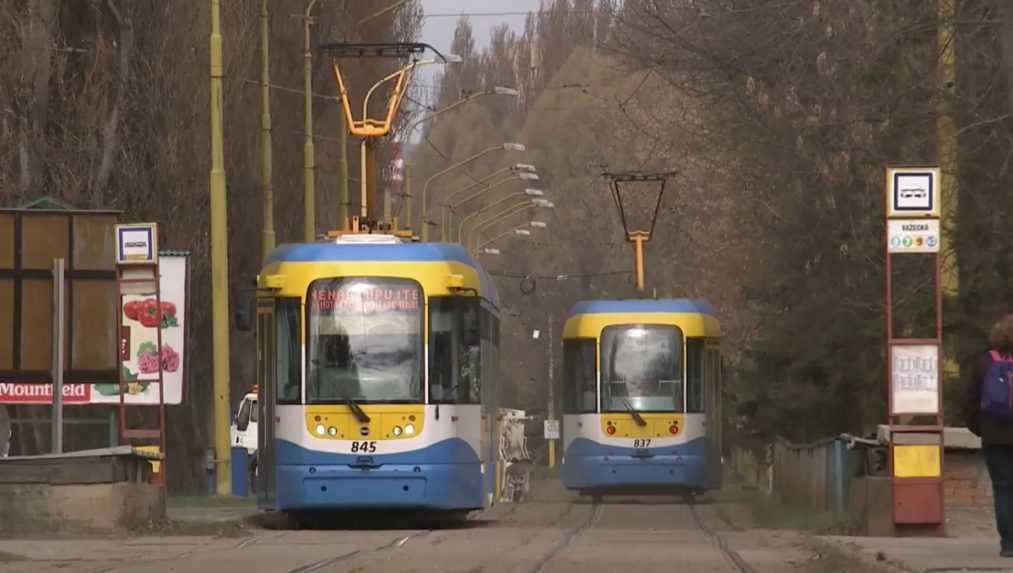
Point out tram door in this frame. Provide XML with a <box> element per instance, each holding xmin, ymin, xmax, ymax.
<box><xmin>256</xmin><ymin>301</ymin><xmax>277</xmax><ymax>508</ymax></box>
<box><xmin>704</xmin><ymin>342</ymin><xmax>723</xmax><ymax>489</ymax></box>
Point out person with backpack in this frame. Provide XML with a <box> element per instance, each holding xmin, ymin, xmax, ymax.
<box><xmin>965</xmin><ymin>314</ymin><xmax>1013</xmax><ymax>557</ymax></box>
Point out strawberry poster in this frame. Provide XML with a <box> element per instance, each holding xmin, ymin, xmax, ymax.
<box><xmin>94</xmin><ymin>254</ymin><xmax>188</xmax><ymax>405</ymax></box>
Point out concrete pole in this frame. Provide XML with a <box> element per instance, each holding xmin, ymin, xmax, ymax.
<box><xmin>210</xmin><ymin>0</ymin><xmax>232</xmax><ymax>494</ymax></box>
<box><xmin>260</xmin><ymin>0</ymin><xmax>275</xmax><ymax>259</ymax></box>
<box><xmin>547</xmin><ymin>314</ymin><xmax>555</xmax><ymax>469</ymax></box>
<box><xmin>403</xmin><ymin>165</ymin><xmax>412</xmax><ymax>231</ymax></box>
<box><xmin>339</xmin><ymin>114</ymin><xmax>349</xmax><ymax>227</ymax></box>
<box><xmin>51</xmin><ymin>258</ymin><xmax>65</xmax><ymax>454</ymax></box>
<box><xmin>303</xmin><ymin>0</ymin><xmax>319</xmax><ymax>242</ymax></box>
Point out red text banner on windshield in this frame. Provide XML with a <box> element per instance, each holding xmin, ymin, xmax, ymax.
<box><xmin>310</xmin><ymin>285</ymin><xmax>420</xmax><ymax>314</ymax></box>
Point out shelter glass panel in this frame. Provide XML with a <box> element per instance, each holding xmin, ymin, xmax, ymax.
<box><xmin>563</xmin><ymin>338</ymin><xmax>597</xmax><ymax>414</ymax></box>
<box><xmin>0</xmin><ymin>214</ymin><xmax>13</xmax><ymax>269</ymax></box>
<box><xmin>71</xmin><ymin>280</ymin><xmax>116</xmax><ymax>370</ymax></box>
<box><xmin>277</xmin><ymin>298</ymin><xmax>301</xmax><ymax>404</ymax></box>
<box><xmin>306</xmin><ymin>278</ymin><xmax>422</xmax><ymax>404</ymax></box>
<box><xmin>21</xmin><ymin>279</ymin><xmax>53</xmax><ymax>370</ymax></box>
<box><xmin>73</xmin><ymin>215</ymin><xmax>117</xmax><ymax>271</ymax></box>
<box><xmin>0</xmin><ymin>279</ymin><xmax>12</xmax><ymax>369</ymax></box>
<box><xmin>22</xmin><ymin>215</ymin><xmax>69</xmax><ymax>270</ymax></box>
<box><xmin>600</xmin><ymin>324</ymin><xmax>684</xmax><ymax>413</ymax></box>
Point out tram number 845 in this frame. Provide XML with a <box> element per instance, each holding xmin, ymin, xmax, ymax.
<box><xmin>350</xmin><ymin>441</ymin><xmax>377</xmax><ymax>453</ymax></box>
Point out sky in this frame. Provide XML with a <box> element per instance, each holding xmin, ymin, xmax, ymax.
<box><xmin>420</xmin><ymin>0</ymin><xmax>543</xmax><ymax>55</ymax></box>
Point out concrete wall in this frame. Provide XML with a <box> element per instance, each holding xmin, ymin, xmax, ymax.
<box><xmin>0</xmin><ymin>482</ymin><xmax>164</xmax><ymax>533</ymax></box>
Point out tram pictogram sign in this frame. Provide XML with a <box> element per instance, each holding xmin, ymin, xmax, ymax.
<box><xmin>886</xmin><ymin>167</ymin><xmax>940</xmax><ymax>219</ymax></box>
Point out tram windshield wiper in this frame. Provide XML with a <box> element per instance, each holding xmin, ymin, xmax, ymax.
<box><xmin>344</xmin><ymin>396</ymin><xmax>371</xmax><ymax>423</ymax></box>
<box><xmin>623</xmin><ymin>399</ymin><xmax>647</xmax><ymax>427</ymax></box>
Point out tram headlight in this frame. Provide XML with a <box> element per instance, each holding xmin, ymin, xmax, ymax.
<box><xmin>404</xmin><ymin>423</ymin><xmax>416</xmax><ymax>435</ymax></box>
<box><xmin>606</xmin><ymin>425</ymin><xmax>616</xmax><ymax>435</ymax></box>
<box><xmin>315</xmin><ymin>424</ymin><xmax>326</xmax><ymax>436</ymax></box>
<box><xmin>327</xmin><ymin>426</ymin><xmax>338</xmax><ymax>436</ymax></box>
<box><xmin>392</xmin><ymin>426</ymin><xmax>403</xmax><ymax>436</ymax></box>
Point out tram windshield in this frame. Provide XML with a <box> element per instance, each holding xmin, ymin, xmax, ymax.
<box><xmin>600</xmin><ymin>324</ymin><xmax>684</xmax><ymax>412</ymax></box>
<box><xmin>306</xmin><ymin>278</ymin><xmax>423</xmax><ymax>403</ymax></box>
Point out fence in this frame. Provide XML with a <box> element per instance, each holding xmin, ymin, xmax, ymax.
<box><xmin>729</xmin><ymin>437</ymin><xmax>857</xmax><ymax>514</ymax></box>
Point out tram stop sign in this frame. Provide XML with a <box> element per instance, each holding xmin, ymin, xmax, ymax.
<box><xmin>544</xmin><ymin>419</ymin><xmax>560</xmax><ymax>440</ymax></box>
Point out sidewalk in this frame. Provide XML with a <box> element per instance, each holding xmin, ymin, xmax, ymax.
<box><xmin>825</xmin><ymin>507</ymin><xmax>1013</xmax><ymax>572</ymax></box>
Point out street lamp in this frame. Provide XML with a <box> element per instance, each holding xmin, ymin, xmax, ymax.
<box><xmin>473</xmin><ymin>225</ymin><xmax>537</xmax><ymax>254</ymax></box>
<box><xmin>457</xmin><ymin>188</ymin><xmax>545</xmax><ymax>243</ymax></box>
<box><xmin>395</xmin><ymin>88</ymin><xmax>521</xmax><ymax>224</ymax></box>
<box><xmin>402</xmin><ymin>85</ymin><xmax>519</xmax><ymax>134</ymax></box>
<box><xmin>466</xmin><ymin>201</ymin><xmax>556</xmax><ymax>251</ymax></box>
<box><xmin>440</xmin><ymin>165</ymin><xmax>538</xmax><ymax>237</ymax></box>
<box><xmin>420</xmin><ymin>142</ymin><xmax>526</xmax><ymax>240</ymax></box>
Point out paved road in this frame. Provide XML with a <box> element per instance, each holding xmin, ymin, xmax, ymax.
<box><xmin>0</xmin><ymin>491</ymin><xmax>861</xmax><ymax>573</ymax></box>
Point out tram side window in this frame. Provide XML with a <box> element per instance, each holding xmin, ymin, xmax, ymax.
<box><xmin>277</xmin><ymin>298</ymin><xmax>302</xmax><ymax>404</ymax></box>
<box><xmin>563</xmin><ymin>339</ymin><xmax>597</xmax><ymax>414</ymax></box>
<box><xmin>429</xmin><ymin>297</ymin><xmax>482</xmax><ymax>404</ymax></box>
<box><xmin>686</xmin><ymin>339</ymin><xmax>705</xmax><ymax>413</ymax></box>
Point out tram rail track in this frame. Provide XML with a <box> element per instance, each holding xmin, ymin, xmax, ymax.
<box><xmin>524</xmin><ymin>501</ymin><xmax>602</xmax><ymax>573</ymax></box>
<box><xmin>688</xmin><ymin>501</ymin><xmax>757</xmax><ymax>573</ymax></box>
<box><xmin>282</xmin><ymin>529</ymin><xmax>430</xmax><ymax>573</ymax></box>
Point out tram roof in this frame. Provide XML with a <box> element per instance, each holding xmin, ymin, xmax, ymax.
<box><xmin>264</xmin><ymin>241</ymin><xmax>498</xmax><ymax>304</ymax></box>
<box><xmin>265</xmin><ymin>241</ymin><xmax>482</xmax><ymax>265</ymax></box>
<box><xmin>568</xmin><ymin>299</ymin><xmax>717</xmax><ymax>318</ymax></box>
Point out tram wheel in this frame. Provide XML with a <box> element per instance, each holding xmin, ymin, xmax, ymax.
<box><xmin>681</xmin><ymin>492</ymin><xmax>696</xmax><ymax>504</ymax></box>
<box><xmin>591</xmin><ymin>492</ymin><xmax>603</xmax><ymax>504</ymax></box>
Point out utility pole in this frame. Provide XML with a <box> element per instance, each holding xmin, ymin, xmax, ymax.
<box><xmin>210</xmin><ymin>0</ymin><xmax>232</xmax><ymax>495</ymax></box>
<box><xmin>403</xmin><ymin>165</ymin><xmax>412</xmax><ymax>231</ymax></box>
<box><xmin>260</xmin><ymin>0</ymin><xmax>275</xmax><ymax>259</ymax></box>
<box><xmin>547</xmin><ymin>314</ymin><xmax>556</xmax><ymax>469</ymax></box>
<box><xmin>339</xmin><ymin>114</ymin><xmax>349</xmax><ymax>226</ymax></box>
<box><xmin>303</xmin><ymin>0</ymin><xmax>319</xmax><ymax>242</ymax></box>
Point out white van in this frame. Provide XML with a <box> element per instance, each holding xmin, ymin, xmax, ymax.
<box><xmin>230</xmin><ymin>390</ymin><xmax>258</xmax><ymax>453</ymax></box>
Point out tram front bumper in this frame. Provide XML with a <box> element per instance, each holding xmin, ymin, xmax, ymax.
<box><xmin>275</xmin><ymin>463</ymin><xmax>484</xmax><ymax>511</ymax></box>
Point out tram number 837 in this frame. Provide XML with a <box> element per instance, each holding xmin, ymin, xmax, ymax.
<box><xmin>350</xmin><ymin>441</ymin><xmax>377</xmax><ymax>453</ymax></box>
<box><xmin>633</xmin><ymin>439</ymin><xmax>652</xmax><ymax>448</ymax></box>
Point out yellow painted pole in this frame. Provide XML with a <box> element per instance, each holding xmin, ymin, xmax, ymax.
<box><xmin>303</xmin><ymin>0</ymin><xmax>319</xmax><ymax>242</ymax></box>
<box><xmin>938</xmin><ymin>0</ymin><xmax>959</xmax><ymax>380</ymax></box>
<box><xmin>631</xmin><ymin>232</ymin><xmax>648</xmax><ymax>292</ymax></box>
<box><xmin>360</xmin><ymin>139</ymin><xmax>369</xmax><ymax>218</ymax></box>
<box><xmin>260</xmin><ymin>0</ymin><xmax>275</xmax><ymax>259</ymax></box>
<box><xmin>937</xmin><ymin>0</ymin><xmax>958</xmax><ymax>296</ymax></box>
<box><xmin>210</xmin><ymin>0</ymin><xmax>232</xmax><ymax>495</ymax></box>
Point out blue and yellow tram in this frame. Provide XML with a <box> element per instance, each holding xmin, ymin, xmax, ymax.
<box><xmin>559</xmin><ymin>299</ymin><xmax>722</xmax><ymax>498</ymax></box>
<box><xmin>254</xmin><ymin>234</ymin><xmax>499</xmax><ymax>514</ymax></box>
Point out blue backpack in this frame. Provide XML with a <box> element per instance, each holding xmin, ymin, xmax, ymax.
<box><xmin>982</xmin><ymin>351</ymin><xmax>1013</xmax><ymax>421</ymax></box>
